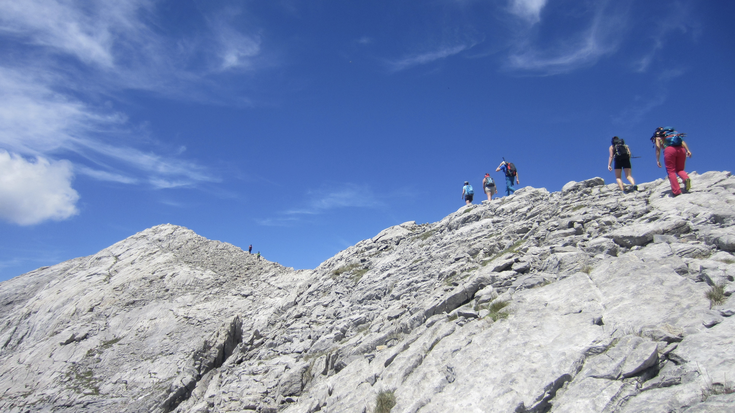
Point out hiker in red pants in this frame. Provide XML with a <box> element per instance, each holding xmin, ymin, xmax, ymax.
<box><xmin>653</xmin><ymin>127</ymin><xmax>693</xmax><ymax>196</ymax></box>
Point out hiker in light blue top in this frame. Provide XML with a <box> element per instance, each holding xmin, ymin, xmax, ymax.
<box><xmin>496</xmin><ymin>161</ymin><xmax>520</xmax><ymax>196</ymax></box>
<box><xmin>462</xmin><ymin>181</ymin><xmax>474</xmax><ymax>205</ymax></box>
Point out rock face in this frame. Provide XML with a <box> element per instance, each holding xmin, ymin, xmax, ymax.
<box><xmin>1</xmin><ymin>171</ymin><xmax>734</xmax><ymax>413</ymax></box>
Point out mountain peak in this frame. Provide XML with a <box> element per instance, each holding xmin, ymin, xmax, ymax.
<box><xmin>1</xmin><ymin>171</ymin><xmax>734</xmax><ymax>412</ymax></box>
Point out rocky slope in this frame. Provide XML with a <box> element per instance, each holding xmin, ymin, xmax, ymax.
<box><xmin>1</xmin><ymin>171</ymin><xmax>734</xmax><ymax>413</ymax></box>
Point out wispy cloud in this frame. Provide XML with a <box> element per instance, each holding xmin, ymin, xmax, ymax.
<box><xmin>0</xmin><ymin>66</ymin><xmax>218</xmax><ymax>188</ymax></box>
<box><xmin>507</xmin><ymin>0</ymin><xmax>548</xmax><ymax>24</ymax></box>
<box><xmin>0</xmin><ymin>0</ymin><xmax>255</xmax><ymax>224</ymax></box>
<box><xmin>356</xmin><ymin>36</ymin><xmax>373</xmax><ymax>45</ymax></box>
<box><xmin>0</xmin><ymin>0</ymin><xmax>155</xmax><ymax>69</ymax></box>
<box><xmin>386</xmin><ymin>43</ymin><xmax>473</xmax><ymax>72</ymax></box>
<box><xmin>631</xmin><ymin>2</ymin><xmax>694</xmax><ymax>74</ymax></box>
<box><xmin>286</xmin><ymin>184</ymin><xmax>384</xmax><ymax>215</ymax></box>
<box><xmin>611</xmin><ymin>94</ymin><xmax>666</xmax><ymax>126</ymax></box>
<box><xmin>258</xmin><ymin>184</ymin><xmax>384</xmax><ymax>227</ymax></box>
<box><xmin>207</xmin><ymin>10</ymin><xmax>263</xmax><ymax>72</ymax></box>
<box><xmin>505</xmin><ymin>1</ymin><xmax>627</xmax><ymax>75</ymax></box>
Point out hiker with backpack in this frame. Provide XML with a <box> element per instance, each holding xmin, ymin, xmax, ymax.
<box><xmin>482</xmin><ymin>173</ymin><xmax>497</xmax><ymax>200</ymax></box>
<box><xmin>652</xmin><ymin>126</ymin><xmax>693</xmax><ymax>196</ymax></box>
<box><xmin>607</xmin><ymin>136</ymin><xmax>637</xmax><ymax>192</ymax></box>
<box><xmin>462</xmin><ymin>181</ymin><xmax>474</xmax><ymax>205</ymax></box>
<box><xmin>496</xmin><ymin>160</ymin><xmax>520</xmax><ymax>196</ymax></box>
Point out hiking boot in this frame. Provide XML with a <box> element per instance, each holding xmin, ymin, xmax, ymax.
<box><xmin>685</xmin><ymin>179</ymin><xmax>691</xmax><ymax>191</ymax></box>
<box><xmin>632</xmin><ymin>185</ymin><xmax>638</xmax><ymax>192</ymax></box>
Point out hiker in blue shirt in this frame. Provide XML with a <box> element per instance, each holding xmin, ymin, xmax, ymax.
<box><xmin>496</xmin><ymin>161</ymin><xmax>520</xmax><ymax>196</ymax></box>
<box><xmin>462</xmin><ymin>181</ymin><xmax>474</xmax><ymax>205</ymax></box>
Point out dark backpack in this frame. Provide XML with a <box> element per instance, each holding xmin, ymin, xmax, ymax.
<box><xmin>484</xmin><ymin>176</ymin><xmax>495</xmax><ymax>187</ymax></box>
<box><xmin>506</xmin><ymin>162</ymin><xmax>517</xmax><ymax>177</ymax></box>
<box><xmin>613</xmin><ymin>138</ymin><xmax>630</xmax><ymax>159</ymax></box>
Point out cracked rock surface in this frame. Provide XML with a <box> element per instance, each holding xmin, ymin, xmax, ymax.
<box><xmin>1</xmin><ymin>171</ymin><xmax>734</xmax><ymax>412</ymax></box>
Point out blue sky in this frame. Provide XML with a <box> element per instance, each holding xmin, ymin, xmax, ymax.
<box><xmin>1</xmin><ymin>0</ymin><xmax>733</xmax><ymax>281</ymax></box>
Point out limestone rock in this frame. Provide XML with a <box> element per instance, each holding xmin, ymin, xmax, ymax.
<box><xmin>1</xmin><ymin>172</ymin><xmax>735</xmax><ymax>412</ymax></box>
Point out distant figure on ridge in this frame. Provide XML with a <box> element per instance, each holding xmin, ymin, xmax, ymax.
<box><xmin>256</xmin><ymin>251</ymin><xmax>261</xmax><ymax>260</ymax></box>
<box><xmin>249</xmin><ymin>244</ymin><xmax>252</xmax><ymax>254</ymax></box>
<box><xmin>482</xmin><ymin>173</ymin><xmax>497</xmax><ymax>201</ymax></box>
<box><xmin>496</xmin><ymin>160</ymin><xmax>519</xmax><ymax>196</ymax></box>
<box><xmin>462</xmin><ymin>181</ymin><xmax>474</xmax><ymax>205</ymax></box>
<box><xmin>607</xmin><ymin>136</ymin><xmax>637</xmax><ymax>192</ymax></box>
<box><xmin>652</xmin><ymin>126</ymin><xmax>692</xmax><ymax>197</ymax></box>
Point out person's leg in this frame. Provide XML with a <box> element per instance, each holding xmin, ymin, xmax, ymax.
<box><xmin>664</xmin><ymin>146</ymin><xmax>682</xmax><ymax>195</ymax></box>
<box><xmin>506</xmin><ymin>176</ymin><xmax>515</xmax><ymax>194</ymax></box>
<box><xmin>485</xmin><ymin>188</ymin><xmax>491</xmax><ymax>201</ymax></box>
<box><xmin>673</xmin><ymin>147</ymin><xmax>690</xmax><ymax>188</ymax></box>
<box><xmin>624</xmin><ymin>168</ymin><xmax>635</xmax><ymax>187</ymax></box>
<box><xmin>614</xmin><ymin>168</ymin><xmax>625</xmax><ymax>191</ymax></box>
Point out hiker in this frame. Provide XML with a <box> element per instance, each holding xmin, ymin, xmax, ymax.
<box><xmin>482</xmin><ymin>173</ymin><xmax>497</xmax><ymax>200</ymax></box>
<box><xmin>256</xmin><ymin>251</ymin><xmax>261</xmax><ymax>260</ymax></box>
<box><xmin>249</xmin><ymin>244</ymin><xmax>252</xmax><ymax>254</ymax></box>
<box><xmin>652</xmin><ymin>126</ymin><xmax>693</xmax><ymax>196</ymax></box>
<box><xmin>496</xmin><ymin>160</ymin><xmax>520</xmax><ymax>196</ymax></box>
<box><xmin>607</xmin><ymin>136</ymin><xmax>637</xmax><ymax>192</ymax></box>
<box><xmin>462</xmin><ymin>181</ymin><xmax>474</xmax><ymax>205</ymax></box>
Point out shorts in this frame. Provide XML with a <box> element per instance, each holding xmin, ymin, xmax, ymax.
<box><xmin>484</xmin><ymin>185</ymin><xmax>496</xmax><ymax>194</ymax></box>
<box><xmin>614</xmin><ymin>157</ymin><xmax>632</xmax><ymax>170</ymax></box>
<box><xmin>465</xmin><ymin>194</ymin><xmax>474</xmax><ymax>202</ymax></box>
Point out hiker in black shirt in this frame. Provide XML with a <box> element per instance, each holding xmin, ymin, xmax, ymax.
<box><xmin>608</xmin><ymin>136</ymin><xmax>637</xmax><ymax>192</ymax></box>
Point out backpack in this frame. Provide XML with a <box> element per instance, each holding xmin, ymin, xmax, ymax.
<box><xmin>663</xmin><ymin>127</ymin><xmax>685</xmax><ymax>146</ymax></box>
<box><xmin>506</xmin><ymin>162</ymin><xmax>517</xmax><ymax>177</ymax></box>
<box><xmin>466</xmin><ymin>185</ymin><xmax>474</xmax><ymax>196</ymax></box>
<box><xmin>613</xmin><ymin>138</ymin><xmax>630</xmax><ymax>159</ymax></box>
<box><xmin>652</xmin><ymin>126</ymin><xmax>685</xmax><ymax>147</ymax></box>
<box><xmin>484</xmin><ymin>176</ymin><xmax>495</xmax><ymax>187</ymax></box>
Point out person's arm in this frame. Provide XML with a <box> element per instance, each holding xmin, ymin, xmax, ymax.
<box><xmin>496</xmin><ymin>161</ymin><xmax>505</xmax><ymax>172</ymax></box>
<box><xmin>515</xmin><ymin>172</ymin><xmax>520</xmax><ymax>185</ymax></box>
<box><xmin>655</xmin><ymin>138</ymin><xmax>662</xmax><ymax>168</ymax></box>
<box><xmin>608</xmin><ymin>145</ymin><xmax>614</xmax><ymax>171</ymax></box>
<box><xmin>682</xmin><ymin>141</ymin><xmax>692</xmax><ymax>157</ymax></box>
<box><xmin>461</xmin><ymin>187</ymin><xmax>465</xmax><ymax>199</ymax></box>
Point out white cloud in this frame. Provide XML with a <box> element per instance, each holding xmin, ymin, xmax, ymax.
<box><xmin>0</xmin><ymin>67</ymin><xmax>217</xmax><ymax>190</ymax></box>
<box><xmin>76</xmin><ymin>166</ymin><xmax>137</xmax><ymax>184</ymax></box>
<box><xmin>259</xmin><ymin>184</ymin><xmax>384</xmax><ymax>226</ymax></box>
<box><xmin>386</xmin><ymin>44</ymin><xmax>472</xmax><ymax>72</ymax></box>
<box><xmin>286</xmin><ymin>184</ymin><xmax>384</xmax><ymax>215</ymax></box>
<box><xmin>508</xmin><ymin>0</ymin><xmax>548</xmax><ymax>24</ymax></box>
<box><xmin>506</xmin><ymin>2</ymin><xmax>625</xmax><ymax>75</ymax></box>
<box><xmin>0</xmin><ymin>151</ymin><xmax>79</xmax><ymax>225</ymax></box>
<box><xmin>611</xmin><ymin>95</ymin><xmax>665</xmax><ymax>126</ymax></box>
<box><xmin>0</xmin><ymin>0</ymin><xmax>155</xmax><ymax>69</ymax></box>
<box><xmin>0</xmin><ymin>66</ymin><xmax>124</xmax><ymax>156</ymax></box>
<box><xmin>214</xmin><ymin>26</ymin><xmax>262</xmax><ymax>71</ymax></box>
<box><xmin>356</xmin><ymin>36</ymin><xmax>373</xmax><ymax>45</ymax></box>
<box><xmin>632</xmin><ymin>2</ymin><xmax>694</xmax><ymax>74</ymax></box>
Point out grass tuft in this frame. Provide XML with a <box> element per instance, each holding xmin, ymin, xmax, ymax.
<box><xmin>706</xmin><ymin>284</ymin><xmax>726</xmax><ymax>308</ymax></box>
<box><xmin>374</xmin><ymin>390</ymin><xmax>396</xmax><ymax>413</ymax></box>
<box><xmin>701</xmin><ymin>378</ymin><xmax>734</xmax><ymax>401</ymax></box>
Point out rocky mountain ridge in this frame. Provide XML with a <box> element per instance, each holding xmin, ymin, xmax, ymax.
<box><xmin>1</xmin><ymin>171</ymin><xmax>734</xmax><ymax>412</ymax></box>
